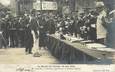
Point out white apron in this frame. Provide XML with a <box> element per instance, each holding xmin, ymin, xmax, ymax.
<box><xmin>96</xmin><ymin>10</ymin><xmax>107</xmax><ymax>39</ymax></box>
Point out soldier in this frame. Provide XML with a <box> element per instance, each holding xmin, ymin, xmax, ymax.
<box><xmin>6</xmin><ymin>14</ymin><xmax>14</xmax><ymax>47</ymax></box>
<box><xmin>8</xmin><ymin>16</ymin><xmax>19</xmax><ymax>47</ymax></box>
<box><xmin>77</xmin><ymin>13</ymin><xmax>85</xmax><ymax>39</ymax></box>
<box><xmin>73</xmin><ymin>15</ymin><xmax>79</xmax><ymax>37</ymax></box>
<box><xmin>13</xmin><ymin>17</ymin><xmax>20</xmax><ymax>47</ymax></box>
<box><xmin>83</xmin><ymin>13</ymin><xmax>91</xmax><ymax>40</ymax></box>
<box><xmin>68</xmin><ymin>17</ymin><xmax>75</xmax><ymax>36</ymax></box>
<box><xmin>38</xmin><ymin>17</ymin><xmax>48</xmax><ymax>50</ymax></box>
<box><xmin>2</xmin><ymin>14</ymin><xmax>11</xmax><ymax>47</ymax></box>
<box><xmin>0</xmin><ymin>17</ymin><xmax>7</xmax><ymax>48</ymax></box>
<box><xmin>47</xmin><ymin>17</ymin><xmax>56</xmax><ymax>34</ymax></box>
<box><xmin>88</xmin><ymin>11</ymin><xmax>97</xmax><ymax>42</ymax></box>
<box><xmin>18</xmin><ymin>15</ymin><xmax>27</xmax><ymax>47</ymax></box>
<box><xmin>60</xmin><ymin>18</ymin><xmax>66</xmax><ymax>34</ymax></box>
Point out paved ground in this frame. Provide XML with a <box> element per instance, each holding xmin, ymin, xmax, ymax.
<box><xmin>0</xmin><ymin>45</ymin><xmax>59</xmax><ymax>64</ymax></box>
<box><xmin>0</xmin><ymin>32</ymin><xmax>59</xmax><ymax>64</ymax></box>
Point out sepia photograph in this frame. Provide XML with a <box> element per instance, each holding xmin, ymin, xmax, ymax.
<box><xmin>0</xmin><ymin>0</ymin><xmax>115</xmax><ymax>68</ymax></box>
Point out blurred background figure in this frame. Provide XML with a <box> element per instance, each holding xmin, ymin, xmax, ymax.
<box><xmin>38</xmin><ymin>17</ymin><xmax>48</xmax><ymax>51</ymax></box>
<box><xmin>0</xmin><ymin>16</ymin><xmax>7</xmax><ymax>48</ymax></box>
<box><xmin>107</xmin><ymin>10</ymin><xmax>115</xmax><ymax>48</ymax></box>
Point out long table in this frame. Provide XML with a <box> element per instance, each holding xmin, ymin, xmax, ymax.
<box><xmin>46</xmin><ymin>34</ymin><xmax>115</xmax><ymax>64</ymax></box>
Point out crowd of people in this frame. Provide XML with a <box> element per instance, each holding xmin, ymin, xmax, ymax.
<box><xmin>55</xmin><ymin>10</ymin><xmax>97</xmax><ymax>41</ymax></box>
<box><xmin>0</xmin><ymin>2</ymin><xmax>113</xmax><ymax>54</ymax></box>
<box><xmin>0</xmin><ymin>12</ymin><xmax>35</xmax><ymax>54</ymax></box>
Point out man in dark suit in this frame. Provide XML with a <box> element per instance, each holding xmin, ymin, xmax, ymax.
<box><xmin>24</xmin><ymin>26</ymin><xmax>34</xmax><ymax>54</ymax></box>
<box><xmin>38</xmin><ymin>17</ymin><xmax>48</xmax><ymax>50</ymax></box>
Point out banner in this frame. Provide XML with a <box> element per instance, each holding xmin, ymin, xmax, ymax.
<box><xmin>33</xmin><ymin>1</ymin><xmax>57</xmax><ymax>10</ymax></box>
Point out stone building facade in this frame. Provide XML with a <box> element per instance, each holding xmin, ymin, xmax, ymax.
<box><xmin>10</xmin><ymin>0</ymin><xmax>33</xmax><ymax>15</ymax></box>
<box><xmin>10</xmin><ymin>0</ymin><xmax>115</xmax><ymax>15</ymax></box>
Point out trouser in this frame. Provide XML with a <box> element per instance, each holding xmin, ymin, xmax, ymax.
<box><xmin>24</xmin><ymin>30</ymin><xmax>33</xmax><ymax>53</ymax></box>
<box><xmin>9</xmin><ymin>30</ymin><xmax>19</xmax><ymax>47</ymax></box>
<box><xmin>25</xmin><ymin>47</ymin><xmax>32</xmax><ymax>53</ymax></box>
<box><xmin>2</xmin><ymin>30</ymin><xmax>9</xmax><ymax>46</ymax></box>
<box><xmin>0</xmin><ymin>33</ymin><xmax>7</xmax><ymax>48</ymax></box>
<box><xmin>18</xmin><ymin>30</ymin><xmax>25</xmax><ymax>47</ymax></box>
<box><xmin>33</xmin><ymin>29</ymin><xmax>38</xmax><ymax>39</ymax></box>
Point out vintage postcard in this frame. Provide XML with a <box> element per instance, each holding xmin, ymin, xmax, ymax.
<box><xmin>0</xmin><ymin>0</ymin><xmax>115</xmax><ymax>72</ymax></box>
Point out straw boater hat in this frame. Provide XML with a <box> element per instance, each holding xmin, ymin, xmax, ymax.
<box><xmin>96</xmin><ymin>2</ymin><xmax>105</xmax><ymax>8</ymax></box>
